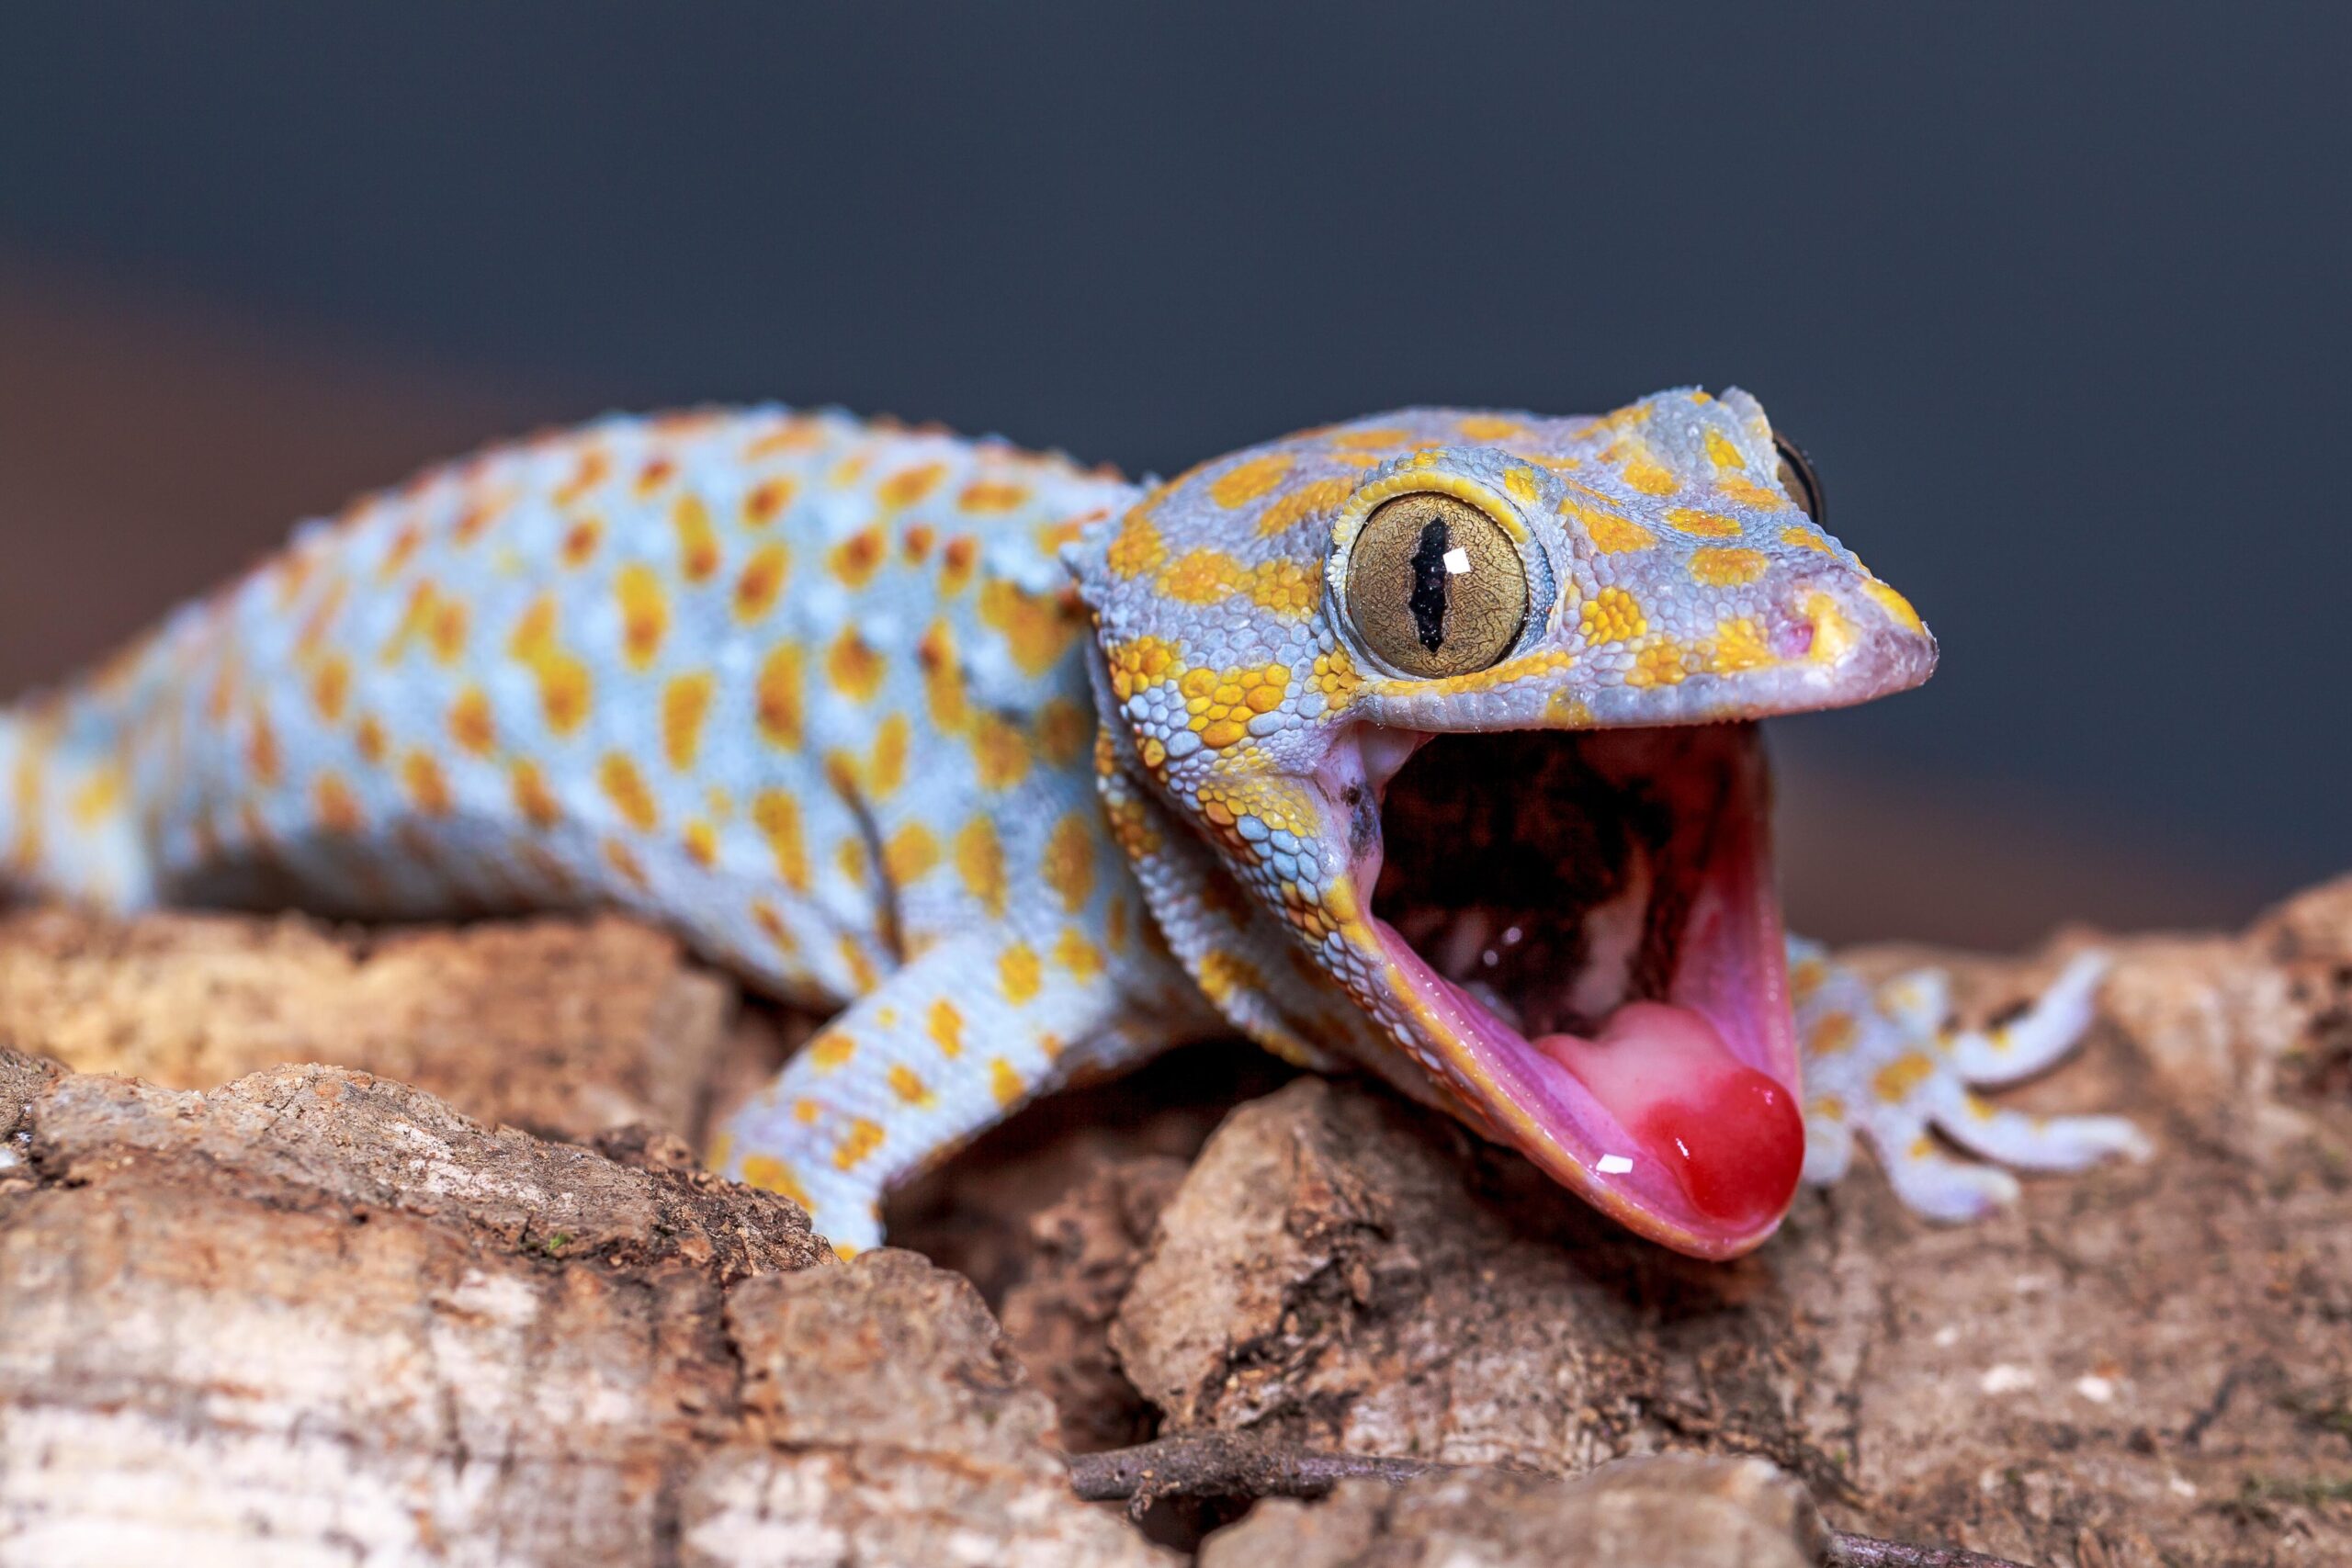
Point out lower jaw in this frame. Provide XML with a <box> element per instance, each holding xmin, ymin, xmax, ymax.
<box><xmin>1355</xmin><ymin>721</ymin><xmax>1804</xmax><ymax>1255</ymax></box>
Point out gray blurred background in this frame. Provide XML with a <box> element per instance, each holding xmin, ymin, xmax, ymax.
<box><xmin>0</xmin><ymin>4</ymin><xmax>2343</xmax><ymax>948</ymax></box>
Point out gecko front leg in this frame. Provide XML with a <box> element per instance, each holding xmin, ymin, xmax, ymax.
<box><xmin>1790</xmin><ymin>937</ymin><xmax>2150</xmax><ymax>1219</ymax></box>
<box><xmin>711</xmin><ymin>927</ymin><xmax>1205</xmax><ymax>1253</ymax></box>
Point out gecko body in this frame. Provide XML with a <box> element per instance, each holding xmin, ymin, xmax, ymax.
<box><xmin>0</xmin><ymin>391</ymin><xmax>2143</xmax><ymax>1254</ymax></box>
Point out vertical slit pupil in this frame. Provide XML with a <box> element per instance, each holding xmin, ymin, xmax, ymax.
<box><xmin>1408</xmin><ymin>517</ymin><xmax>1452</xmax><ymax>652</ymax></box>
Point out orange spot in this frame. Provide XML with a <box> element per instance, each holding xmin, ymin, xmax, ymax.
<box><xmin>314</xmin><ymin>773</ymin><xmax>364</xmax><ymax>836</ymax></box>
<box><xmin>636</xmin><ymin>456</ymin><xmax>677</xmax><ymax>495</ymax></box>
<box><xmin>752</xmin><ymin>790</ymin><xmax>809</xmax><ymax>891</ymax></box>
<box><xmin>1210</xmin><ymin>453</ymin><xmax>1293</xmax><ymax>508</ymax></box>
<box><xmin>311</xmin><ymin>655</ymin><xmax>352</xmax><ymax>725</ymax></box>
<box><xmin>866</xmin><ymin>712</ymin><xmax>910</xmax><ymax>798</ymax></box>
<box><xmin>662</xmin><ymin>672</ymin><xmax>715</xmax><ymax>772</ymax></box>
<box><xmin>445</xmin><ymin>686</ymin><xmax>493</xmax><ymax>757</ymax></box>
<box><xmin>673</xmin><ymin>495</ymin><xmax>722</xmax><ymax>583</ymax></box>
<box><xmin>828</xmin><ymin>525</ymin><xmax>888</xmax><ymax>589</ymax></box>
<box><xmin>882</xmin><ymin>823</ymin><xmax>940</xmax><ymax>886</ymax></box>
<box><xmin>958</xmin><ymin>479</ymin><xmax>1028</xmax><ymax>513</ymax></box>
<box><xmin>1664</xmin><ymin>506</ymin><xmax>1743</xmax><ymax>537</ymax></box>
<box><xmin>553</xmin><ymin>448</ymin><xmax>609</xmax><ymax>509</ymax></box>
<box><xmin>743</xmin><ymin>476</ymin><xmax>797</xmax><ymax>527</ymax></box>
<box><xmin>1053</xmin><ymin>926</ymin><xmax>1103</xmax><ymax>982</ymax></box>
<box><xmin>560</xmin><ymin>517</ymin><xmax>604</xmax><ymax>568</ymax></box>
<box><xmin>734</xmin><ymin>542</ymin><xmax>790</xmax><ymax>621</ymax></box>
<box><xmin>978</xmin><ymin>579</ymin><xmax>1083</xmax><ymax>676</ymax></box>
<box><xmin>1042</xmin><ymin>811</ymin><xmax>1095</xmax><ymax>913</ymax></box>
<box><xmin>888</xmin><ymin>1064</ymin><xmax>934</xmax><ymax>1107</ymax></box>
<box><xmin>1035</xmin><ymin>697</ymin><xmax>1091</xmax><ymax>770</ymax></box>
<box><xmin>355</xmin><ymin>716</ymin><xmax>389</xmax><ymax>765</ymax></box>
<box><xmin>683</xmin><ymin>820</ymin><xmax>718</xmax><ymax>868</ymax></box>
<box><xmin>738</xmin><ymin>1155</ymin><xmax>809</xmax><ymax>1207</ymax></box>
<box><xmin>956</xmin><ymin>817</ymin><xmax>1007</xmax><ymax>918</ymax></box>
<box><xmin>939</xmin><ymin>536</ymin><xmax>978</xmax><ymax>595</ymax></box>
<box><xmin>970</xmin><ymin>715</ymin><xmax>1030</xmax><ymax>790</ymax></box>
<box><xmin>603</xmin><ymin>836</ymin><xmax>649</xmax><ymax>890</ymax></box>
<box><xmin>989</xmin><ymin>1057</ymin><xmax>1026</xmax><ymax>1108</ymax></box>
<box><xmin>917</xmin><ymin>621</ymin><xmax>969</xmax><ymax>734</ymax></box>
<box><xmin>878</xmin><ymin>461</ymin><xmax>945</xmax><ymax>509</ymax></box>
<box><xmin>511</xmin><ymin>761</ymin><xmax>561</xmax><ymax>829</ymax></box>
<box><xmin>1688</xmin><ymin>547</ymin><xmax>1768</xmax><ymax>586</ymax></box>
<box><xmin>901</xmin><ymin>522</ymin><xmax>936</xmax><ymax>562</ymax></box>
<box><xmin>246</xmin><ymin>708</ymin><xmax>281</xmax><ymax>788</ymax></box>
<box><xmin>826</xmin><ymin>629</ymin><xmax>887</xmax><ymax>702</ymax></box>
<box><xmin>928</xmin><ymin>999</ymin><xmax>965</xmax><ymax>1058</ymax></box>
<box><xmin>404</xmin><ymin>750</ymin><xmax>453</xmax><ymax>817</ymax></box>
<box><xmin>600</xmin><ymin>753</ymin><xmax>659</xmax><ymax>832</ymax></box>
<box><xmin>757</xmin><ymin>644</ymin><xmax>805</xmax><ymax>750</ymax></box>
<box><xmin>1000</xmin><ymin>942</ymin><xmax>1043</xmax><ymax>1004</ymax></box>
<box><xmin>831</xmin><ymin>1117</ymin><xmax>885</xmax><ymax>1172</ymax></box>
<box><xmin>427</xmin><ymin>597</ymin><xmax>469</xmax><ymax>664</ymax></box>
<box><xmin>616</xmin><ymin>565</ymin><xmax>670</xmax><ymax>669</ymax></box>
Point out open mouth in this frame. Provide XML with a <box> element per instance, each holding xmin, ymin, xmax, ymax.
<box><xmin>1342</xmin><ymin>721</ymin><xmax>1803</xmax><ymax>1257</ymax></box>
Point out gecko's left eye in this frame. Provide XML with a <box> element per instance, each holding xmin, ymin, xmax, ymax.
<box><xmin>1343</xmin><ymin>492</ymin><xmax>1529</xmax><ymax>678</ymax></box>
<box><xmin>1773</xmin><ymin>435</ymin><xmax>1826</xmax><ymax>524</ymax></box>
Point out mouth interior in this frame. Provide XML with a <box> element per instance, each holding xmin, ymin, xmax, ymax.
<box><xmin>1361</xmin><ymin>723</ymin><xmax>1803</xmax><ymax>1244</ymax></box>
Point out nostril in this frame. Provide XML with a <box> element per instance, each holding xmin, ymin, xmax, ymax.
<box><xmin>1772</xmin><ymin>618</ymin><xmax>1816</xmax><ymax>660</ymax></box>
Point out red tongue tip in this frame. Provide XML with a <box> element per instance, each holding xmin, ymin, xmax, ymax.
<box><xmin>1633</xmin><ymin>1067</ymin><xmax>1805</xmax><ymax>1227</ymax></box>
<box><xmin>1538</xmin><ymin>1001</ymin><xmax>1805</xmax><ymax>1232</ymax></box>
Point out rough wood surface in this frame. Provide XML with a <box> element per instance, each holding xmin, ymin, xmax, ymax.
<box><xmin>0</xmin><ymin>1050</ymin><xmax>1168</xmax><ymax>1567</ymax></box>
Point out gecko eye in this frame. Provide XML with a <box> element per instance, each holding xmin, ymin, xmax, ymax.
<box><xmin>1344</xmin><ymin>492</ymin><xmax>1529</xmax><ymax>678</ymax></box>
<box><xmin>1773</xmin><ymin>436</ymin><xmax>1826</xmax><ymax>524</ymax></box>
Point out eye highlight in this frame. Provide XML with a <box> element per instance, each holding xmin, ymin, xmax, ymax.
<box><xmin>1773</xmin><ymin>435</ymin><xmax>1826</xmax><ymax>524</ymax></box>
<box><xmin>1343</xmin><ymin>492</ymin><xmax>1528</xmax><ymax>678</ymax></box>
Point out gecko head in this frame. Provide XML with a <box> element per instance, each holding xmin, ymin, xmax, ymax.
<box><xmin>1065</xmin><ymin>388</ymin><xmax>1935</xmax><ymax>1258</ymax></box>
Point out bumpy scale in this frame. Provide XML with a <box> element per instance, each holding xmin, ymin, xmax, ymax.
<box><xmin>0</xmin><ymin>391</ymin><xmax>2143</xmax><ymax>1254</ymax></box>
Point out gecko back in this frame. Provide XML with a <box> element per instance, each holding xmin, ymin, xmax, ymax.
<box><xmin>0</xmin><ymin>407</ymin><xmax>1140</xmax><ymax>1012</ymax></box>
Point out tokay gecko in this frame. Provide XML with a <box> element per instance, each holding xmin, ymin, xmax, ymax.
<box><xmin>0</xmin><ymin>389</ymin><xmax>2146</xmax><ymax>1256</ymax></box>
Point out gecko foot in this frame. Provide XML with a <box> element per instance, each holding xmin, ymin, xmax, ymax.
<box><xmin>1789</xmin><ymin>940</ymin><xmax>2151</xmax><ymax>1221</ymax></box>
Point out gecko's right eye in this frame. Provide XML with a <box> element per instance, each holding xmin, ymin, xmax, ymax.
<box><xmin>1343</xmin><ymin>492</ymin><xmax>1529</xmax><ymax>679</ymax></box>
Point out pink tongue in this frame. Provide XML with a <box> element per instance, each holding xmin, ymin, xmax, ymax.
<box><xmin>1535</xmin><ymin>1003</ymin><xmax>1804</xmax><ymax>1229</ymax></box>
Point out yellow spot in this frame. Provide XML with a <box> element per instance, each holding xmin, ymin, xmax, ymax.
<box><xmin>616</xmin><ymin>565</ymin><xmax>669</xmax><ymax>669</ymax></box>
<box><xmin>1664</xmin><ymin>506</ymin><xmax>1742</xmax><ymax>537</ymax></box>
<box><xmin>600</xmin><ymin>753</ymin><xmax>660</xmax><ymax>832</ymax></box>
<box><xmin>662</xmin><ymin>672</ymin><xmax>715</xmax><ymax>772</ymax></box>
<box><xmin>1457</xmin><ymin>414</ymin><xmax>1524</xmax><ymax>442</ymax></box>
<box><xmin>1872</xmin><ymin>1051</ymin><xmax>1938</xmax><ymax>1103</ymax></box>
<box><xmin>956</xmin><ymin>818</ymin><xmax>1007</xmax><ymax>918</ymax></box>
<box><xmin>1707</xmin><ymin>617</ymin><xmax>1777</xmax><ymax>675</ymax></box>
<box><xmin>673</xmin><ymin>495</ymin><xmax>722</xmax><ymax>583</ymax></box>
<box><xmin>1000</xmin><ymin>942</ymin><xmax>1042</xmax><ymax>1004</ymax></box>
<box><xmin>826</xmin><ymin>628</ymin><xmax>887</xmax><ymax>702</ymax></box>
<box><xmin>1256</xmin><ymin>475</ymin><xmax>1356</xmax><ymax>537</ymax></box>
<box><xmin>683</xmin><ymin>819</ymin><xmax>717</xmax><ymax>868</ymax></box>
<box><xmin>883</xmin><ymin>822</ymin><xmax>940</xmax><ymax>885</ymax></box>
<box><xmin>311</xmin><ymin>655</ymin><xmax>352</xmax><ymax>725</ymax></box>
<box><xmin>1688</xmin><ymin>547</ymin><xmax>1767</xmax><ymax>587</ymax></box>
<box><xmin>883</xmin><ymin>1063</ymin><xmax>935</xmax><ymax>1107</ymax></box>
<box><xmin>828</xmin><ymin>525</ymin><xmax>888</xmax><ymax>589</ymax></box>
<box><xmin>1801</xmin><ymin>592</ymin><xmax>1856</xmax><ymax>667</ymax></box>
<box><xmin>246</xmin><ymin>708</ymin><xmax>281</xmax><ymax>787</ymax></box>
<box><xmin>1105</xmin><ymin>509</ymin><xmax>1168</xmax><ymax>578</ymax></box>
<box><xmin>751</xmin><ymin>899</ymin><xmax>796</xmax><ymax>954</ymax></box>
<box><xmin>1626</xmin><ymin>637</ymin><xmax>1692</xmax><ymax>688</ymax></box>
<box><xmin>1196</xmin><ymin>950</ymin><xmax>1266</xmax><ymax>1007</ymax></box>
<box><xmin>1562</xmin><ymin>498</ymin><xmax>1656</xmax><ymax>554</ymax></box>
<box><xmin>1053</xmin><ymin>926</ymin><xmax>1103</xmax><ymax>982</ymax></box>
<box><xmin>928</xmin><ymin>999</ymin><xmax>966</xmax><ymax>1059</ymax></box>
<box><xmin>808</xmin><ymin>1032</ymin><xmax>856</xmax><ymax>1070</ymax></box>
<box><xmin>68</xmin><ymin>766</ymin><xmax>124</xmax><ymax>830</ymax></box>
<box><xmin>1715</xmin><ymin>475</ymin><xmax>1792</xmax><ymax>511</ymax></box>
<box><xmin>757</xmin><ymin>644</ymin><xmax>805</xmax><ymax>749</ymax></box>
<box><xmin>427</xmin><ymin>597</ymin><xmax>469</xmax><ymax>665</ymax></box>
<box><xmin>978</xmin><ymin>579</ymin><xmax>1084</xmax><ymax>676</ymax></box>
<box><xmin>1042</xmin><ymin>811</ymin><xmax>1096</xmax><ymax>912</ymax></box>
<box><xmin>1329</xmin><ymin>425</ymin><xmax>1413</xmax><ymax>451</ymax></box>
<box><xmin>734</xmin><ymin>542</ymin><xmax>790</xmax><ymax>621</ymax></box>
<box><xmin>971</xmin><ymin>715</ymin><xmax>1031</xmax><ymax>789</ymax></box>
<box><xmin>1210</xmin><ymin>453</ymin><xmax>1293</xmax><ymax>509</ymax></box>
<box><xmin>1703</xmin><ymin>428</ymin><xmax>1747</xmax><ymax>470</ymax></box>
<box><xmin>1860</xmin><ymin>579</ymin><xmax>1926</xmax><ymax>635</ymax></box>
<box><xmin>1807</xmin><ymin>1094</ymin><xmax>1847</xmax><ymax>1125</ymax></box>
<box><xmin>445</xmin><ymin>685</ymin><xmax>490</xmax><ymax>759</ymax></box>
<box><xmin>1780</xmin><ymin>525</ymin><xmax>1835</xmax><ymax>554</ymax></box>
<box><xmin>752</xmin><ymin>790</ymin><xmax>810</xmax><ymax>891</ymax></box>
<box><xmin>1160</xmin><ymin>549</ymin><xmax>1241</xmax><ymax>604</ymax></box>
<box><xmin>1308</xmin><ymin>648</ymin><xmax>1363</xmax><ymax>708</ymax></box>
<box><xmin>1809</xmin><ymin>1010</ymin><xmax>1858</xmax><ymax>1056</ymax></box>
<box><xmin>1791</xmin><ymin>955</ymin><xmax>1829</xmax><ymax>1001</ymax></box>
<box><xmin>738</xmin><ymin>1155</ymin><xmax>809</xmax><ymax>1207</ymax></box>
<box><xmin>831</xmin><ymin>1118</ymin><xmax>885</xmax><ymax>1172</ymax></box>
<box><xmin>1579</xmin><ymin>587</ymin><xmax>1646</xmax><ymax>644</ymax></box>
<box><xmin>605</xmin><ymin>834</ymin><xmax>650</xmax><ymax>889</ymax></box>
<box><xmin>1503</xmin><ymin>467</ymin><xmax>1542</xmax><ymax>505</ymax></box>
<box><xmin>867</xmin><ymin>711</ymin><xmax>911</xmax><ymax>797</ymax></box>
<box><xmin>1621</xmin><ymin>453</ymin><xmax>1678</xmax><ymax>495</ymax></box>
<box><xmin>511</xmin><ymin>761</ymin><xmax>561</xmax><ymax>829</ymax></box>
<box><xmin>1245</xmin><ymin>558</ymin><xmax>1319</xmax><ymax>616</ymax></box>
<box><xmin>989</xmin><ymin>1058</ymin><xmax>1026</xmax><ymax>1108</ymax></box>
